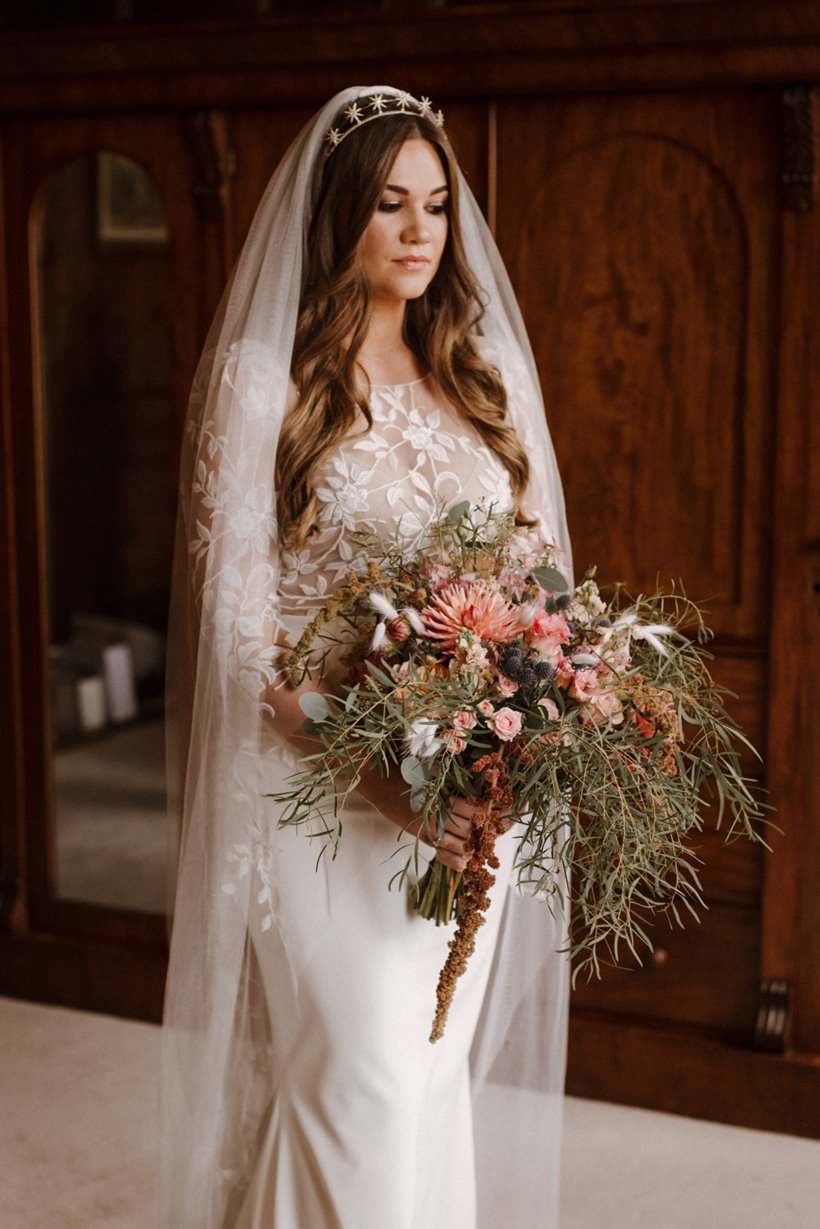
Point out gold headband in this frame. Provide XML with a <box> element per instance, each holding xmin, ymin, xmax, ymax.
<box><xmin>325</xmin><ymin>91</ymin><xmax>445</xmax><ymax>154</ymax></box>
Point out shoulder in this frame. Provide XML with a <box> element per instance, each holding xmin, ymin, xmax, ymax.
<box><xmin>206</xmin><ymin>338</ymin><xmax>295</xmax><ymax>425</ymax></box>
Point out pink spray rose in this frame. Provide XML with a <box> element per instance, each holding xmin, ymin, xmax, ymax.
<box><xmin>489</xmin><ymin>707</ymin><xmax>523</xmax><ymax>742</ymax></box>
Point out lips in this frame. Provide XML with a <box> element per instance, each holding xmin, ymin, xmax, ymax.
<box><xmin>393</xmin><ymin>257</ymin><xmax>430</xmax><ymax>270</ymax></box>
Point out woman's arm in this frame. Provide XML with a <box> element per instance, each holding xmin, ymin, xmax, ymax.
<box><xmin>267</xmin><ymin>667</ymin><xmax>474</xmax><ymax>871</ymax></box>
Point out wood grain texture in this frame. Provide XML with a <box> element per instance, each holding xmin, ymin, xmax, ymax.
<box><xmin>0</xmin><ymin>3</ymin><xmax>818</xmax><ymax>113</ymax></box>
<box><xmin>568</xmin><ymin>1012</ymin><xmax>820</xmax><ymax>1138</ymax></box>
<box><xmin>496</xmin><ymin>89</ymin><xmax>777</xmax><ymax>1039</ymax></box>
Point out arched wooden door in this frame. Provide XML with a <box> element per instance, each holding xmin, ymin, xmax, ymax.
<box><xmin>0</xmin><ymin>109</ymin><xmax>230</xmax><ymax>1017</ymax></box>
<box><xmin>496</xmin><ymin>85</ymin><xmax>820</xmax><ymax>1131</ymax></box>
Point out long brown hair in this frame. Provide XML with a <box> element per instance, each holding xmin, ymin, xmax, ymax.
<box><xmin>276</xmin><ymin>102</ymin><xmax>531</xmax><ymax>547</ymax></box>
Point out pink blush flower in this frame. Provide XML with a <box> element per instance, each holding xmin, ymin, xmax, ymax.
<box><xmin>530</xmin><ymin>610</ymin><xmax>571</xmax><ymax>643</ymax></box>
<box><xmin>538</xmin><ymin>697</ymin><xmax>560</xmax><ymax>721</ymax></box>
<box><xmin>496</xmin><ymin>675</ymin><xmax>519</xmax><ymax>698</ymax></box>
<box><xmin>569</xmin><ymin>669</ymin><xmax>599</xmax><ymax>703</ymax></box>
<box><xmin>478</xmin><ymin>699</ymin><xmax>495</xmax><ymax>718</ymax></box>
<box><xmin>453</xmin><ymin>710</ymin><xmax>477</xmax><ymax>730</ymax></box>
<box><xmin>489</xmin><ymin>707</ymin><xmax>523</xmax><ymax>741</ymax></box>
<box><xmin>444</xmin><ymin>731</ymin><xmax>467</xmax><ymax>755</ymax></box>
<box><xmin>586</xmin><ymin>689</ymin><xmax>624</xmax><ymax>725</ymax></box>
<box><xmin>424</xmin><ymin>561</ymin><xmax>455</xmax><ymax>594</ymax></box>
<box><xmin>553</xmin><ymin>655</ymin><xmax>575</xmax><ymax>689</ymax></box>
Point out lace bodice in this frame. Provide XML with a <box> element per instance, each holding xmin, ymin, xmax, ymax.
<box><xmin>277</xmin><ymin>375</ymin><xmax>512</xmax><ymax>643</ymax></box>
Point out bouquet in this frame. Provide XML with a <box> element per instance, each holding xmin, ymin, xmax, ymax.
<box><xmin>273</xmin><ymin>502</ymin><xmax>765</xmax><ymax>1041</ymax></box>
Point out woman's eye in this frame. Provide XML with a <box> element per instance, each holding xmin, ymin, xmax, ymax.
<box><xmin>378</xmin><ymin>201</ymin><xmax>401</xmax><ymax>213</ymax></box>
<box><xmin>427</xmin><ymin>203</ymin><xmax>449</xmax><ymax>215</ymax></box>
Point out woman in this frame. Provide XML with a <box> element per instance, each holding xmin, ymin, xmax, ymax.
<box><xmin>159</xmin><ymin>87</ymin><xmax>571</xmax><ymax>1229</ymax></box>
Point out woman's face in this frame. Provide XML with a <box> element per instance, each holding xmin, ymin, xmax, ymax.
<box><xmin>359</xmin><ymin>138</ymin><xmax>449</xmax><ymax>308</ymax></box>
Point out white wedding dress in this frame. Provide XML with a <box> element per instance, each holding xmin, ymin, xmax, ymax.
<box><xmin>233</xmin><ymin>376</ymin><xmax>523</xmax><ymax>1229</ymax></box>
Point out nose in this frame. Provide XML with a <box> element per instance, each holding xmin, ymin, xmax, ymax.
<box><xmin>401</xmin><ymin>206</ymin><xmax>431</xmax><ymax>245</ymax></box>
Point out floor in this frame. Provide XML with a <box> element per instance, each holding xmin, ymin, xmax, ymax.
<box><xmin>2</xmin><ymin>995</ymin><xmax>819</xmax><ymax>1229</ymax></box>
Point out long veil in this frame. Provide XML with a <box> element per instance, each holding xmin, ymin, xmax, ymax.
<box><xmin>158</xmin><ymin>86</ymin><xmax>572</xmax><ymax>1229</ymax></box>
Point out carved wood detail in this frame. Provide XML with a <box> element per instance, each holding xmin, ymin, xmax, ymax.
<box><xmin>780</xmin><ymin>85</ymin><xmax>817</xmax><ymax>211</ymax></box>
<box><xmin>184</xmin><ymin>109</ymin><xmax>235</xmax><ymax>219</ymax></box>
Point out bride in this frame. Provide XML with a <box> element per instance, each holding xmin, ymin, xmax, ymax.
<box><xmin>159</xmin><ymin>86</ymin><xmax>572</xmax><ymax>1229</ymax></box>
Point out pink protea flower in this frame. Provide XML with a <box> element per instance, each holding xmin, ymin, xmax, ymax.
<box><xmin>421</xmin><ymin>581</ymin><xmax>520</xmax><ymax>650</ymax></box>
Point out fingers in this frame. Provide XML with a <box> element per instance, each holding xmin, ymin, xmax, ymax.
<box><xmin>420</xmin><ymin>824</ymin><xmax>470</xmax><ymax>872</ymax></box>
<box><xmin>419</xmin><ymin>797</ymin><xmax>518</xmax><ymax>873</ymax></box>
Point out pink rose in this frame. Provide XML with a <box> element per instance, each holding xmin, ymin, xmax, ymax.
<box><xmin>496</xmin><ymin>675</ymin><xmax>519</xmax><ymax>698</ymax></box>
<box><xmin>453</xmin><ymin>710</ymin><xmax>477</xmax><ymax>730</ymax></box>
<box><xmin>478</xmin><ymin>699</ymin><xmax>495</xmax><ymax>717</ymax></box>
<box><xmin>585</xmin><ymin>689</ymin><xmax>624</xmax><ymax>725</ymax></box>
<box><xmin>569</xmin><ymin>668</ymin><xmax>599</xmax><ymax>703</ymax></box>
<box><xmin>489</xmin><ymin>707</ymin><xmax>523</xmax><ymax>742</ymax></box>
<box><xmin>538</xmin><ymin>697</ymin><xmax>560</xmax><ymax>721</ymax></box>
<box><xmin>444</xmin><ymin>731</ymin><xmax>467</xmax><ymax>755</ymax></box>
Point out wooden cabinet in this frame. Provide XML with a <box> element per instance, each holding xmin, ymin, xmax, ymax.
<box><xmin>0</xmin><ymin>1</ymin><xmax>818</xmax><ymax>1138</ymax></box>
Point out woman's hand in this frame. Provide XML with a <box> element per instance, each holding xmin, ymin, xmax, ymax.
<box><xmin>421</xmin><ymin>797</ymin><xmax>517</xmax><ymax>871</ymax></box>
<box><xmin>420</xmin><ymin>797</ymin><xmax>478</xmax><ymax>873</ymax></box>
<box><xmin>355</xmin><ymin>764</ymin><xmax>515</xmax><ymax>873</ymax></box>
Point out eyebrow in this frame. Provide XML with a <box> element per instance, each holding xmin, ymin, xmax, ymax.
<box><xmin>384</xmin><ymin>183</ymin><xmax>449</xmax><ymax>196</ymax></box>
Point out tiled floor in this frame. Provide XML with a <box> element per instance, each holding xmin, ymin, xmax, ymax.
<box><xmin>2</xmin><ymin>995</ymin><xmax>819</xmax><ymax>1229</ymax></box>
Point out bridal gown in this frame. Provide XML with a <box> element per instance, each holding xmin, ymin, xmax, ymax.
<box><xmin>233</xmin><ymin>375</ymin><xmax>522</xmax><ymax>1229</ymax></box>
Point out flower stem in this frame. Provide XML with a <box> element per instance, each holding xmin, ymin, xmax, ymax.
<box><xmin>414</xmin><ymin>860</ymin><xmax>462</xmax><ymax>925</ymax></box>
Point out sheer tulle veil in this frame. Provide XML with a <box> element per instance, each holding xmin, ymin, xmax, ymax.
<box><xmin>159</xmin><ymin>86</ymin><xmax>572</xmax><ymax>1229</ymax></box>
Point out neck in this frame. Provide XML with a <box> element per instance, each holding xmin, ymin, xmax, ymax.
<box><xmin>357</xmin><ymin>299</ymin><xmax>425</xmax><ymax>386</ymax></box>
<box><xmin>361</xmin><ymin>299</ymin><xmax>406</xmax><ymax>358</ymax></box>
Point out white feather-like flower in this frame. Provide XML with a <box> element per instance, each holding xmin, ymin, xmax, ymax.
<box><xmin>406</xmin><ymin>718</ymin><xmax>442</xmax><ymax>759</ymax></box>
<box><xmin>369</xmin><ymin>592</ymin><xmax>399</xmax><ymax>621</ymax></box>
<box><xmin>371</xmin><ymin>622</ymin><xmax>387</xmax><ymax>652</ymax></box>
<box><xmin>402</xmin><ymin>607</ymin><xmax>426</xmax><ymax>635</ymax></box>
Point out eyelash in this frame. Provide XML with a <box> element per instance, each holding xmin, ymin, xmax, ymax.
<box><xmin>377</xmin><ymin>201</ymin><xmax>449</xmax><ymax>215</ymax></box>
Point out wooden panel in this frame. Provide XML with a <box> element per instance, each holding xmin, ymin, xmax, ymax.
<box><xmin>568</xmin><ymin>1014</ymin><xmax>820</xmax><ymax>1138</ymax></box>
<box><xmin>572</xmin><ymin>901</ymin><xmax>760</xmax><ymax>1034</ymax></box>
<box><xmin>0</xmin><ymin>932</ymin><xmax>166</xmax><ymax>1021</ymax></box>
<box><xmin>762</xmin><ymin>85</ymin><xmax>820</xmax><ymax>1052</ymax></box>
<box><xmin>496</xmin><ymin>90</ymin><xmax>777</xmax><ymax>639</ymax></box>
<box><xmin>0</xmin><ymin>5</ymin><xmax>819</xmax><ymax>114</ymax></box>
<box><xmin>496</xmin><ymin>89</ymin><xmax>778</xmax><ymax>1040</ymax></box>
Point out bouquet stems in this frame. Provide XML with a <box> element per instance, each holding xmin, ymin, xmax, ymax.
<box><xmin>414</xmin><ymin>859</ymin><xmax>463</xmax><ymax>925</ymax></box>
<box><xmin>424</xmin><ymin>803</ymin><xmax>503</xmax><ymax>1043</ymax></box>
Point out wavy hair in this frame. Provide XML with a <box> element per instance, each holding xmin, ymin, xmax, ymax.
<box><xmin>276</xmin><ymin>104</ymin><xmax>531</xmax><ymax>547</ymax></box>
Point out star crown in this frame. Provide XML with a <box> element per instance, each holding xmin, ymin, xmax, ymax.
<box><xmin>325</xmin><ymin>91</ymin><xmax>445</xmax><ymax>154</ymax></box>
